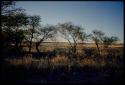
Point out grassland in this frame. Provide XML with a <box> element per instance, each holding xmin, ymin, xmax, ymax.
<box><xmin>22</xmin><ymin>42</ymin><xmax>123</xmax><ymax>52</ymax></box>
<box><xmin>0</xmin><ymin>42</ymin><xmax>124</xmax><ymax>84</ymax></box>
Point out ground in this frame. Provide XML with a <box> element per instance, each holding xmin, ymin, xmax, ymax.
<box><xmin>0</xmin><ymin>43</ymin><xmax>124</xmax><ymax>84</ymax></box>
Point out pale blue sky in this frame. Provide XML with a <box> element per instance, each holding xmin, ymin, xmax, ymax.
<box><xmin>16</xmin><ymin>1</ymin><xmax>124</xmax><ymax>43</ymax></box>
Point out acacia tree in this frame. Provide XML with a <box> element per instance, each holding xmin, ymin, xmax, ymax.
<box><xmin>26</xmin><ymin>16</ymin><xmax>41</xmax><ymax>54</ymax></box>
<box><xmin>58</xmin><ymin>22</ymin><xmax>85</xmax><ymax>59</ymax></box>
<box><xmin>12</xmin><ymin>13</ymin><xmax>28</xmax><ymax>56</ymax></box>
<box><xmin>1</xmin><ymin>1</ymin><xmax>28</xmax><ymax>57</ymax></box>
<box><xmin>1</xmin><ymin>1</ymin><xmax>14</xmax><ymax>58</ymax></box>
<box><xmin>35</xmin><ymin>25</ymin><xmax>56</xmax><ymax>55</ymax></box>
<box><xmin>90</xmin><ymin>30</ymin><xmax>104</xmax><ymax>54</ymax></box>
<box><xmin>102</xmin><ymin>36</ymin><xmax>119</xmax><ymax>48</ymax></box>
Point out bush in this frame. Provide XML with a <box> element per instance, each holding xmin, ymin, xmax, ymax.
<box><xmin>51</xmin><ymin>55</ymin><xmax>69</xmax><ymax>67</ymax></box>
<box><xmin>83</xmin><ymin>48</ymin><xmax>96</xmax><ymax>57</ymax></box>
<box><xmin>53</xmin><ymin>48</ymin><xmax>68</xmax><ymax>56</ymax></box>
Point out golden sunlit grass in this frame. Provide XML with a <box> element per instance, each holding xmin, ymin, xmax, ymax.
<box><xmin>79</xmin><ymin>58</ymin><xmax>96</xmax><ymax>67</ymax></box>
<box><xmin>51</xmin><ymin>55</ymin><xmax>69</xmax><ymax>67</ymax></box>
<box><xmin>5</xmin><ymin>56</ymin><xmax>109</xmax><ymax>70</ymax></box>
<box><xmin>5</xmin><ymin>56</ymin><xmax>32</xmax><ymax>68</ymax></box>
<box><xmin>22</xmin><ymin>43</ymin><xmax>123</xmax><ymax>53</ymax></box>
<box><xmin>5</xmin><ymin>56</ymin><xmax>69</xmax><ymax>69</ymax></box>
<box><xmin>4</xmin><ymin>43</ymin><xmax>123</xmax><ymax>71</ymax></box>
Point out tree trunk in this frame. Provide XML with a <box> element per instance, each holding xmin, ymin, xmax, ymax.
<box><xmin>15</xmin><ymin>28</ymin><xmax>20</xmax><ymax>57</ymax></box>
<box><xmin>73</xmin><ymin>39</ymin><xmax>77</xmax><ymax>59</ymax></box>
<box><xmin>28</xmin><ymin>26</ymin><xmax>34</xmax><ymax>55</ymax></box>
<box><xmin>35</xmin><ymin>39</ymin><xmax>44</xmax><ymax>57</ymax></box>
<box><xmin>96</xmin><ymin>43</ymin><xmax>100</xmax><ymax>55</ymax></box>
<box><xmin>36</xmin><ymin>42</ymin><xmax>40</xmax><ymax>53</ymax></box>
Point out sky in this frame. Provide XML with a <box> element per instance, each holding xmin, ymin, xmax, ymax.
<box><xmin>16</xmin><ymin>1</ymin><xmax>124</xmax><ymax>43</ymax></box>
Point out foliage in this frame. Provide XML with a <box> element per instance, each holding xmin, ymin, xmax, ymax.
<box><xmin>1</xmin><ymin>1</ymin><xmax>28</xmax><ymax>58</ymax></box>
<box><xmin>35</xmin><ymin>25</ymin><xmax>56</xmax><ymax>54</ymax></box>
<box><xmin>90</xmin><ymin>30</ymin><xmax>105</xmax><ymax>54</ymax></box>
<box><xmin>25</xmin><ymin>15</ymin><xmax>41</xmax><ymax>54</ymax></box>
<box><xmin>58</xmin><ymin>22</ymin><xmax>87</xmax><ymax>59</ymax></box>
<box><xmin>102</xmin><ymin>36</ymin><xmax>119</xmax><ymax>48</ymax></box>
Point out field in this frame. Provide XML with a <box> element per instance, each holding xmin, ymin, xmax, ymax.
<box><xmin>22</xmin><ymin>42</ymin><xmax>123</xmax><ymax>52</ymax></box>
<box><xmin>0</xmin><ymin>42</ymin><xmax>124</xmax><ymax>84</ymax></box>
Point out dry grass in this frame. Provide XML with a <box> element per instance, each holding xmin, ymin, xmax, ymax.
<box><xmin>22</xmin><ymin>42</ymin><xmax>123</xmax><ymax>52</ymax></box>
<box><xmin>79</xmin><ymin>58</ymin><xmax>96</xmax><ymax>67</ymax></box>
<box><xmin>51</xmin><ymin>55</ymin><xmax>69</xmax><ymax>66</ymax></box>
<box><xmin>4</xmin><ymin>43</ymin><xmax>123</xmax><ymax>70</ymax></box>
<box><xmin>5</xmin><ymin>56</ymin><xmax>109</xmax><ymax>70</ymax></box>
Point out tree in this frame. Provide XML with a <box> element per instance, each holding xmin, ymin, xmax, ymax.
<box><xmin>5</xmin><ymin>13</ymin><xmax>28</xmax><ymax>56</ymax></box>
<box><xmin>58</xmin><ymin>22</ymin><xmax>85</xmax><ymax>59</ymax></box>
<box><xmin>35</xmin><ymin>25</ymin><xmax>56</xmax><ymax>55</ymax></box>
<box><xmin>102</xmin><ymin>36</ymin><xmax>119</xmax><ymax>48</ymax></box>
<box><xmin>1</xmin><ymin>1</ymin><xmax>15</xmax><ymax>58</ymax></box>
<box><xmin>1</xmin><ymin>1</ymin><xmax>22</xmax><ymax>16</ymax></box>
<box><xmin>1</xmin><ymin>1</ymin><xmax>28</xmax><ymax>57</ymax></box>
<box><xmin>1</xmin><ymin>1</ymin><xmax>26</xmax><ymax>30</ymax></box>
<box><xmin>26</xmin><ymin>15</ymin><xmax>41</xmax><ymax>55</ymax></box>
<box><xmin>90</xmin><ymin>30</ymin><xmax>104</xmax><ymax>54</ymax></box>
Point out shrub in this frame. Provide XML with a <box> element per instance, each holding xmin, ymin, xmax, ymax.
<box><xmin>83</xmin><ymin>48</ymin><xmax>96</xmax><ymax>57</ymax></box>
<box><xmin>51</xmin><ymin>55</ymin><xmax>69</xmax><ymax>67</ymax></box>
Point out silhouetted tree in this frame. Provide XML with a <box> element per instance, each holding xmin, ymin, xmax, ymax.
<box><xmin>58</xmin><ymin>22</ymin><xmax>85</xmax><ymax>59</ymax></box>
<box><xmin>1</xmin><ymin>1</ymin><xmax>28</xmax><ymax>57</ymax></box>
<box><xmin>102</xmin><ymin>36</ymin><xmax>119</xmax><ymax>48</ymax></box>
<box><xmin>90</xmin><ymin>30</ymin><xmax>104</xmax><ymax>54</ymax></box>
<box><xmin>26</xmin><ymin>15</ymin><xmax>41</xmax><ymax>55</ymax></box>
<box><xmin>1</xmin><ymin>1</ymin><xmax>15</xmax><ymax>59</ymax></box>
<box><xmin>35</xmin><ymin>25</ymin><xmax>56</xmax><ymax>55</ymax></box>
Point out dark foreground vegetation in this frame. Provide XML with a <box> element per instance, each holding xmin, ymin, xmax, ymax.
<box><xmin>0</xmin><ymin>46</ymin><xmax>124</xmax><ymax>84</ymax></box>
<box><xmin>0</xmin><ymin>64</ymin><xmax>124</xmax><ymax>84</ymax></box>
<box><xmin>0</xmin><ymin>1</ymin><xmax>124</xmax><ymax>84</ymax></box>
